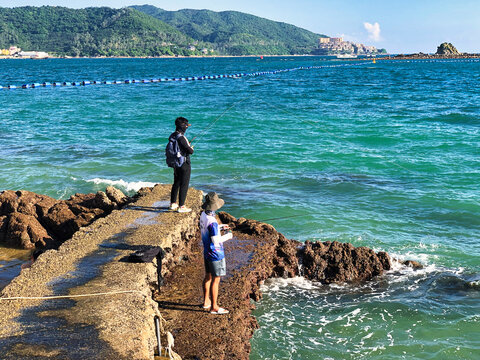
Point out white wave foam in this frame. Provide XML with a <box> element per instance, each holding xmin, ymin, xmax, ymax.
<box><xmin>84</xmin><ymin>178</ymin><xmax>158</xmax><ymax>192</ymax></box>
<box><xmin>260</xmin><ymin>276</ymin><xmax>321</xmax><ymax>292</ymax></box>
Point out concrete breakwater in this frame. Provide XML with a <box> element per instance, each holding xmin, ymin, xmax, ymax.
<box><xmin>0</xmin><ymin>185</ymin><xmax>420</xmax><ymax>359</ymax></box>
<box><xmin>0</xmin><ymin>185</ymin><xmax>203</xmax><ymax>359</ymax></box>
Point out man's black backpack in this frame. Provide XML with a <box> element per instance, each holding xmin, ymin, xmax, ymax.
<box><xmin>165</xmin><ymin>133</ymin><xmax>185</xmax><ymax>168</ymax></box>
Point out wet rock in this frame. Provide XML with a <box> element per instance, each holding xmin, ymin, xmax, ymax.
<box><xmin>271</xmin><ymin>234</ymin><xmax>300</xmax><ymax>278</ymax></box>
<box><xmin>401</xmin><ymin>260</ymin><xmax>423</xmax><ymax>270</ymax></box>
<box><xmin>377</xmin><ymin>251</ymin><xmax>392</xmax><ymax>271</ymax></box>
<box><xmin>233</xmin><ymin>218</ymin><xmax>276</xmax><ymax>236</ymax></box>
<box><xmin>230</xmin><ymin>215</ymin><xmax>393</xmax><ymax>285</ymax></box>
<box><xmin>301</xmin><ymin>241</ymin><xmax>388</xmax><ymax>284</ymax></box>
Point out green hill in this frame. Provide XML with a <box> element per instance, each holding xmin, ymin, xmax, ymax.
<box><xmin>0</xmin><ymin>6</ymin><xmax>202</xmax><ymax>57</ymax></box>
<box><xmin>131</xmin><ymin>5</ymin><xmax>326</xmax><ymax>55</ymax></box>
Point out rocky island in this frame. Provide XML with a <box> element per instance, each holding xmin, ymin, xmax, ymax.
<box><xmin>0</xmin><ymin>185</ymin><xmax>421</xmax><ymax>359</ymax></box>
<box><xmin>383</xmin><ymin>42</ymin><xmax>480</xmax><ymax>60</ymax></box>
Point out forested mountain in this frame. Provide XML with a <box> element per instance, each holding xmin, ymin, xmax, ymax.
<box><xmin>132</xmin><ymin>5</ymin><xmax>326</xmax><ymax>55</ymax></box>
<box><xmin>0</xmin><ymin>6</ymin><xmax>204</xmax><ymax>57</ymax></box>
<box><xmin>0</xmin><ymin>5</ymin><xmax>326</xmax><ymax>57</ymax></box>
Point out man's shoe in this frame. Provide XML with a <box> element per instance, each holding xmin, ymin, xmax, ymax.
<box><xmin>177</xmin><ymin>205</ymin><xmax>192</xmax><ymax>213</ymax></box>
<box><xmin>169</xmin><ymin>203</ymin><xmax>179</xmax><ymax>211</ymax></box>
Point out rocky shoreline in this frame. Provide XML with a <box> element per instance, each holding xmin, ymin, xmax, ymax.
<box><xmin>0</xmin><ymin>187</ymin><xmax>132</xmax><ymax>249</ymax></box>
<box><xmin>0</xmin><ymin>186</ymin><xmax>421</xmax><ymax>359</ymax></box>
<box><xmin>154</xmin><ymin>211</ymin><xmax>421</xmax><ymax>359</ymax></box>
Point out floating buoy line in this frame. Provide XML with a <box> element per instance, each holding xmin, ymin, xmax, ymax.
<box><xmin>1</xmin><ymin>58</ymin><xmax>478</xmax><ymax>90</ymax></box>
<box><xmin>0</xmin><ymin>62</ymin><xmax>368</xmax><ymax>90</ymax></box>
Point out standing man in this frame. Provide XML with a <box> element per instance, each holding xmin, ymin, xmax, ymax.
<box><xmin>168</xmin><ymin>117</ymin><xmax>194</xmax><ymax>213</ymax></box>
<box><xmin>200</xmin><ymin>192</ymin><xmax>232</xmax><ymax>315</ymax></box>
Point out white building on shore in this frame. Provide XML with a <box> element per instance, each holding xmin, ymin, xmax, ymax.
<box><xmin>317</xmin><ymin>37</ymin><xmax>382</xmax><ymax>55</ymax></box>
<box><xmin>18</xmin><ymin>51</ymin><xmax>49</xmax><ymax>59</ymax></box>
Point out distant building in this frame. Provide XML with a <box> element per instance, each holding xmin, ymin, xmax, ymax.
<box><xmin>19</xmin><ymin>51</ymin><xmax>49</xmax><ymax>59</ymax></box>
<box><xmin>188</xmin><ymin>45</ymin><xmax>196</xmax><ymax>51</ymax></box>
<box><xmin>9</xmin><ymin>46</ymin><xmax>20</xmax><ymax>54</ymax></box>
<box><xmin>315</xmin><ymin>37</ymin><xmax>383</xmax><ymax>55</ymax></box>
<box><xmin>0</xmin><ymin>46</ymin><xmax>22</xmax><ymax>56</ymax></box>
<box><xmin>330</xmin><ymin>37</ymin><xmax>343</xmax><ymax>44</ymax></box>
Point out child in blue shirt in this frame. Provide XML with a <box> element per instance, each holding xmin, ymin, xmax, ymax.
<box><xmin>199</xmin><ymin>192</ymin><xmax>232</xmax><ymax>314</ymax></box>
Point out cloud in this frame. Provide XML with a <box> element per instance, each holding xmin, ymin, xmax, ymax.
<box><xmin>363</xmin><ymin>22</ymin><xmax>382</xmax><ymax>42</ymax></box>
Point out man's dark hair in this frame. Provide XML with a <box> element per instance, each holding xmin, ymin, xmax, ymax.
<box><xmin>175</xmin><ymin>117</ymin><xmax>190</xmax><ymax>132</ymax></box>
<box><xmin>175</xmin><ymin>117</ymin><xmax>189</xmax><ymax>127</ymax></box>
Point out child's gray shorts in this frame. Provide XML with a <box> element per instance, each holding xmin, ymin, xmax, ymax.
<box><xmin>204</xmin><ymin>258</ymin><xmax>226</xmax><ymax>277</ymax></box>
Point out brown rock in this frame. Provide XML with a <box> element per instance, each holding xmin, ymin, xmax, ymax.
<box><xmin>34</xmin><ymin>195</ymin><xmax>58</xmax><ymax>218</ymax></box>
<box><xmin>377</xmin><ymin>251</ymin><xmax>392</xmax><ymax>270</ymax></box>
<box><xmin>0</xmin><ymin>190</ymin><xmax>19</xmax><ymax>215</ymax></box>
<box><xmin>5</xmin><ymin>212</ymin><xmax>53</xmax><ymax>249</ymax></box>
<box><xmin>15</xmin><ymin>191</ymin><xmax>56</xmax><ymax>218</ymax></box>
<box><xmin>105</xmin><ymin>186</ymin><xmax>128</xmax><ymax>206</ymax></box>
<box><xmin>15</xmin><ymin>191</ymin><xmax>41</xmax><ymax>216</ymax></box>
<box><xmin>402</xmin><ymin>260</ymin><xmax>423</xmax><ymax>270</ymax></box>
<box><xmin>301</xmin><ymin>241</ymin><xmax>387</xmax><ymax>284</ymax></box>
<box><xmin>72</xmin><ymin>211</ymin><xmax>100</xmax><ymax>229</ymax></box>
<box><xmin>93</xmin><ymin>191</ymin><xmax>115</xmax><ymax>211</ymax></box>
<box><xmin>234</xmin><ymin>218</ymin><xmax>274</xmax><ymax>236</ymax></box>
<box><xmin>43</xmin><ymin>202</ymin><xmax>78</xmax><ymax>240</ymax></box>
<box><xmin>271</xmin><ymin>234</ymin><xmax>300</xmax><ymax>278</ymax></box>
<box><xmin>66</xmin><ymin>193</ymin><xmax>98</xmax><ymax>209</ymax></box>
<box><xmin>135</xmin><ymin>187</ymin><xmax>153</xmax><ymax>198</ymax></box>
<box><xmin>0</xmin><ymin>215</ymin><xmax>8</xmax><ymax>242</ymax></box>
<box><xmin>218</xmin><ymin>211</ymin><xmax>237</xmax><ymax>225</ymax></box>
<box><xmin>0</xmin><ymin>188</ymin><xmax>130</xmax><ymax>249</ymax></box>
<box><xmin>0</xmin><ymin>190</ymin><xmax>58</xmax><ymax>218</ymax></box>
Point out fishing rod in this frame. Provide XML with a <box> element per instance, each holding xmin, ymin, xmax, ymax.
<box><xmin>257</xmin><ymin>214</ymin><xmax>306</xmax><ymax>223</ymax></box>
<box><xmin>190</xmin><ymin>95</ymin><xmax>252</xmax><ymax>145</ymax></box>
<box><xmin>188</xmin><ymin>62</ymin><xmax>369</xmax><ymax>145</ymax></box>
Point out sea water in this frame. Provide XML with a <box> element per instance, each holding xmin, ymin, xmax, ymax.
<box><xmin>0</xmin><ymin>57</ymin><xmax>479</xmax><ymax>359</ymax></box>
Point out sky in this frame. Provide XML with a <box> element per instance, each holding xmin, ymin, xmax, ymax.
<box><xmin>2</xmin><ymin>0</ymin><xmax>480</xmax><ymax>54</ymax></box>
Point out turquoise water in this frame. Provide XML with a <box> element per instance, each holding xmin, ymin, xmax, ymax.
<box><xmin>1</xmin><ymin>57</ymin><xmax>479</xmax><ymax>358</ymax></box>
